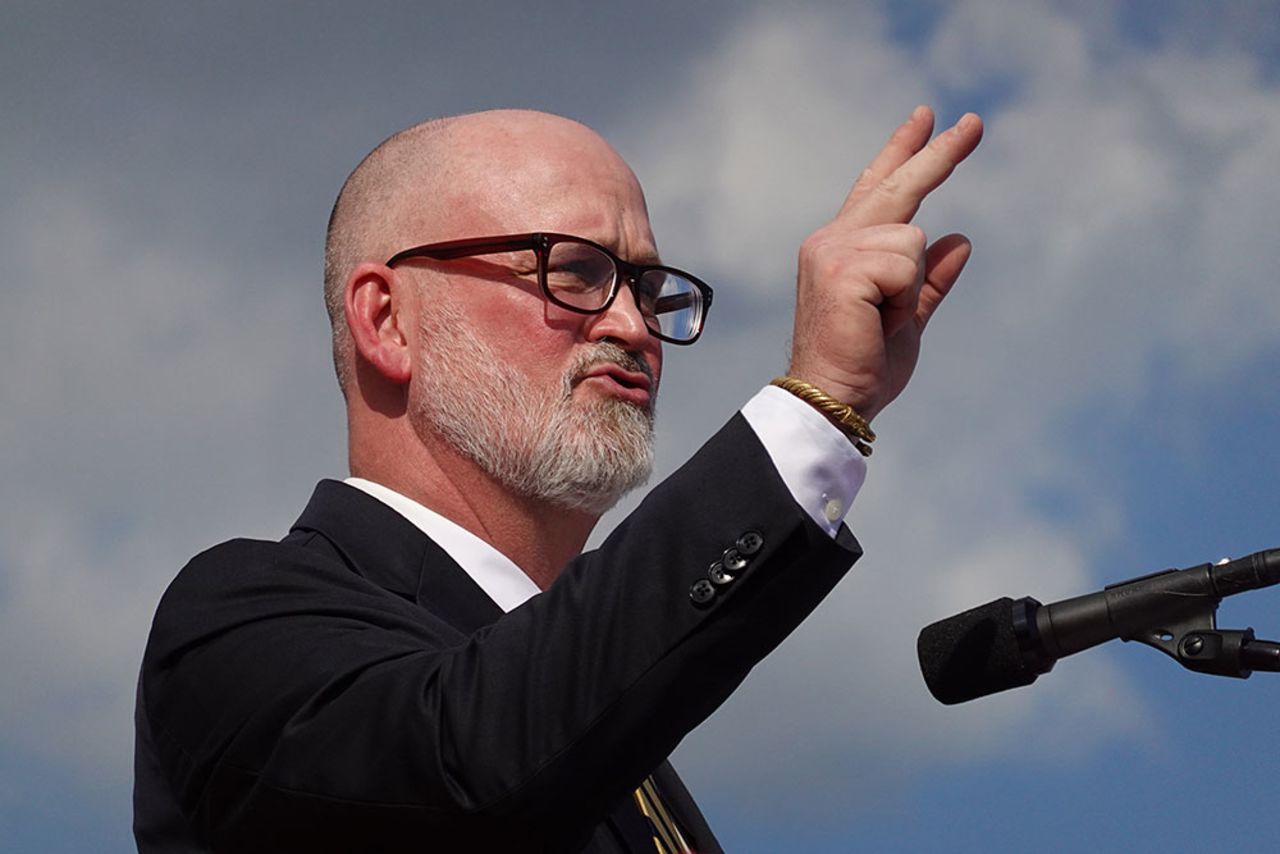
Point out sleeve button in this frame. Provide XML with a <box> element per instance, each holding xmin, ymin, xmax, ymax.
<box><xmin>708</xmin><ymin>561</ymin><xmax>736</xmax><ymax>585</ymax></box>
<box><xmin>689</xmin><ymin>578</ymin><xmax>716</xmax><ymax>606</ymax></box>
<box><xmin>736</xmin><ymin>531</ymin><xmax>764</xmax><ymax>555</ymax></box>
<box><xmin>722</xmin><ymin>548</ymin><xmax>749</xmax><ymax>572</ymax></box>
<box><xmin>823</xmin><ymin>498</ymin><xmax>844</xmax><ymax>523</ymax></box>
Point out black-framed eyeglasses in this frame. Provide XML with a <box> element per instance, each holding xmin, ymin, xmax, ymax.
<box><xmin>386</xmin><ymin>232</ymin><xmax>714</xmax><ymax>345</ymax></box>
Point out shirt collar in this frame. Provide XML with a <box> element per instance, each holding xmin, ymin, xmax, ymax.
<box><xmin>343</xmin><ymin>477</ymin><xmax>542</xmax><ymax>613</ymax></box>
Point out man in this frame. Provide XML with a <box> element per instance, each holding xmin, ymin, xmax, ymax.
<box><xmin>135</xmin><ymin>106</ymin><xmax>981</xmax><ymax>852</ymax></box>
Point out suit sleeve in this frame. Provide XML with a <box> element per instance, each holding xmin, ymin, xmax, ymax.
<box><xmin>139</xmin><ymin>415</ymin><xmax>862</xmax><ymax>851</ymax></box>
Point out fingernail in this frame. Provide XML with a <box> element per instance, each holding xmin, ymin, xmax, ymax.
<box><xmin>958</xmin><ymin>112</ymin><xmax>980</xmax><ymax>130</ymax></box>
<box><xmin>911</xmin><ymin>104</ymin><xmax>929</xmax><ymax>120</ymax></box>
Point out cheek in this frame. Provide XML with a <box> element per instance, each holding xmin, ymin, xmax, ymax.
<box><xmin>488</xmin><ymin>310</ymin><xmax>582</xmax><ymax>383</ymax></box>
<box><xmin>468</xmin><ymin>284</ymin><xmax>580</xmax><ymax>348</ymax></box>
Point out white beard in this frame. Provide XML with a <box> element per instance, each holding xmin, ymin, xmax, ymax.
<box><xmin>411</xmin><ymin>301</ymin><xmax>656</xmax><ymax>514</ymax></box>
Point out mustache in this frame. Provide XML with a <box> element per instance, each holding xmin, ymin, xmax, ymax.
<box><xmin>569</xmin><ymin>343</ymin><xmax>654</xmax><ymax>384</ymax></box>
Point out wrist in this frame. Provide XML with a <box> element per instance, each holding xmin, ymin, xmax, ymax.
<box><xmin>783</xmin><ymin>364</ymin><xmax>884</xmax><ymax>424</ymax></box>
<box><xmin>770</xmin><ymin>376</ymin><xmax>876</xmax><ymax>457</ymax></box>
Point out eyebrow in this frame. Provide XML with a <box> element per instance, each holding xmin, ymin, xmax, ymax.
<box><xmin>600</xmin><ymin>238</ymin><xmax>661</xmax><ymax>268</ymax></box>
<box><xmin>632</xmin><ymin>249</ymin><xmax>663</xmax><ymax>267</ymax></box>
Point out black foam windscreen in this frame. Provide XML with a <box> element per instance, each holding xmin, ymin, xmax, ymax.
<box><xmin>917</xmin><ymin>597</ymin><xmax>1041</xmax><ymax>705</ymax></box>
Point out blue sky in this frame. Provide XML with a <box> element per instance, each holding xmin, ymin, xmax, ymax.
<box><xmin>3</xmin><ymin>1</ymin><xmax>1280</xmax><ymax>851</ymax></box>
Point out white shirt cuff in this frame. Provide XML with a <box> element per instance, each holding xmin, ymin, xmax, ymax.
<box><xmin>740</xmin><ymin>385</ymin><xmax>867</xmax><ymax>538</ymax></box>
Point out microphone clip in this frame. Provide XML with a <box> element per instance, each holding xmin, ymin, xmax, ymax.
<box><xmin>1127</xmin><ymin>609</ymin><xmax>1280</xmax><ymax>678</ymax></box>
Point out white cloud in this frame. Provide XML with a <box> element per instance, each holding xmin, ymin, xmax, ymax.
<box><xmin>617</xmin><ymin>0</ymin><xmax>1280</xmax><ymax>817</ymax></box>
<box><xmin>627</xmin><ymin>4</ymin><xmax>929</xmax><ymax>298</ymax></box>
<box><xmin>0</xmin><ymin>185</ymin><xmax>345</xmax><ymax>785</ymax></box>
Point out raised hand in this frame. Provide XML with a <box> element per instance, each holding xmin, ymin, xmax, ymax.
<box><xmin>788</xmin><ymin>106</ymin><xmax>983</xmax><ymax>424</ymax></box>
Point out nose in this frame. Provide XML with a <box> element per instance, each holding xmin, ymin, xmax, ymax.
<box><xmin>585</xmin><ymin>277</ymin><xmax>653</xmax><ymax>350</ymax></box>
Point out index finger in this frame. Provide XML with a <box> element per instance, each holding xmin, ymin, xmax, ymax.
<box><xmin>841</xmin><ymin>104</ymin><xmax>935</xmax><ymax>214</ymax></box>
<box><xmin>838</xmin><ymin>112</ymin><xmax>983</xmax><ymax>228</ymax></box>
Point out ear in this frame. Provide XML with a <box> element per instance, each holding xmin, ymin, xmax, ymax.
<box><xmin>344</xmin><ymin>262</ymin><xmax>413</xmax><ymax>384</ymax></box>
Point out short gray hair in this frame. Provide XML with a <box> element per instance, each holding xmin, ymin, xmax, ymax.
<box><xmin>322</xmin><ymin>117</ymin><xmax>454</xmax><ymax>396</ymax></box>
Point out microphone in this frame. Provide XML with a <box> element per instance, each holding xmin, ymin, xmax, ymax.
<box><xmin>917</xmin><ymin>549</ymin><xmax>1280</xmax><ymax>705</ymax></box>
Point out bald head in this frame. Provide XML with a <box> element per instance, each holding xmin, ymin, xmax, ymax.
<box><xmin>323</xmin><ymin>110</ymin><xmax>651</xmax><ymax>395</ymax></box>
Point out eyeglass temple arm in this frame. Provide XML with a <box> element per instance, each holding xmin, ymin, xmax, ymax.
<box><xmin>387</xmin><ymin>235</ymin><xmax>539</xmax><ymax>266</ymax></box>
<box><xmin>653</xmin><ymin>292</ymin><xmax>697</xmax><ymax>314</ymax></box>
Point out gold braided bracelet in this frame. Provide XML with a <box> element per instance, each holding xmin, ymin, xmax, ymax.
<box><xmin>770</xmin><ymin>376</ymin><xmax>876</xmax><ymax>457</ymax></box>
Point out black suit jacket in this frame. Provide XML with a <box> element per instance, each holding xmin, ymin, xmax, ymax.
<box><xmin>135</xmin><ymin>415</ymin><xmax>861</xmax><ymax>851</ymax></box>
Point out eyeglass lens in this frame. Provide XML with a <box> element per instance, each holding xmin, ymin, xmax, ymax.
<box><xmin>545</xmin><ymin>241</ymin><xmax>703</xmax><ymax>342</ymax></box>
<box><xmin>544</xmin><ymin>242</ymin><xmax>615</xmax><ymax>309</ymax></box>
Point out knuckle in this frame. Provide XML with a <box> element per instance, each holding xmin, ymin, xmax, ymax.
<box><xmin>799</xmin><ymin>240</ymin><xmax>859</xmax><ymax>291</ymax></box>
<box><xmin>879</xmin><ymin>255</ymin><xmax>914</xmax><ymax>289</ymax></box>
<box><xmin>798</xmin><ymin>231</ymin><xmax>826</xmax><ymax>260</ymax></box>
<box><xmin>811</xmin><ymin>253</ymin><xmax>848</xmax><ymax>283</ymax></box>
<box><xmin>872</xmin><ymin>175</ymin><xmax>902</xmax><ymax>199</ymax></box>
<box><xmin>799</xmin><ymin>232</ymin><xmax>840</xmax><ymax>272</ymax></box>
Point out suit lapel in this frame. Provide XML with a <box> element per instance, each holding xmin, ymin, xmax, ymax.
<box><xmin>290</xmin><ymin>479</ymin><xmax>504</xmax><ymax>633</ymax></box>
<box><xmin>413</xmin><ymin>534</ymin><xmax>505</xmax><ymax>633</ymax></box>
